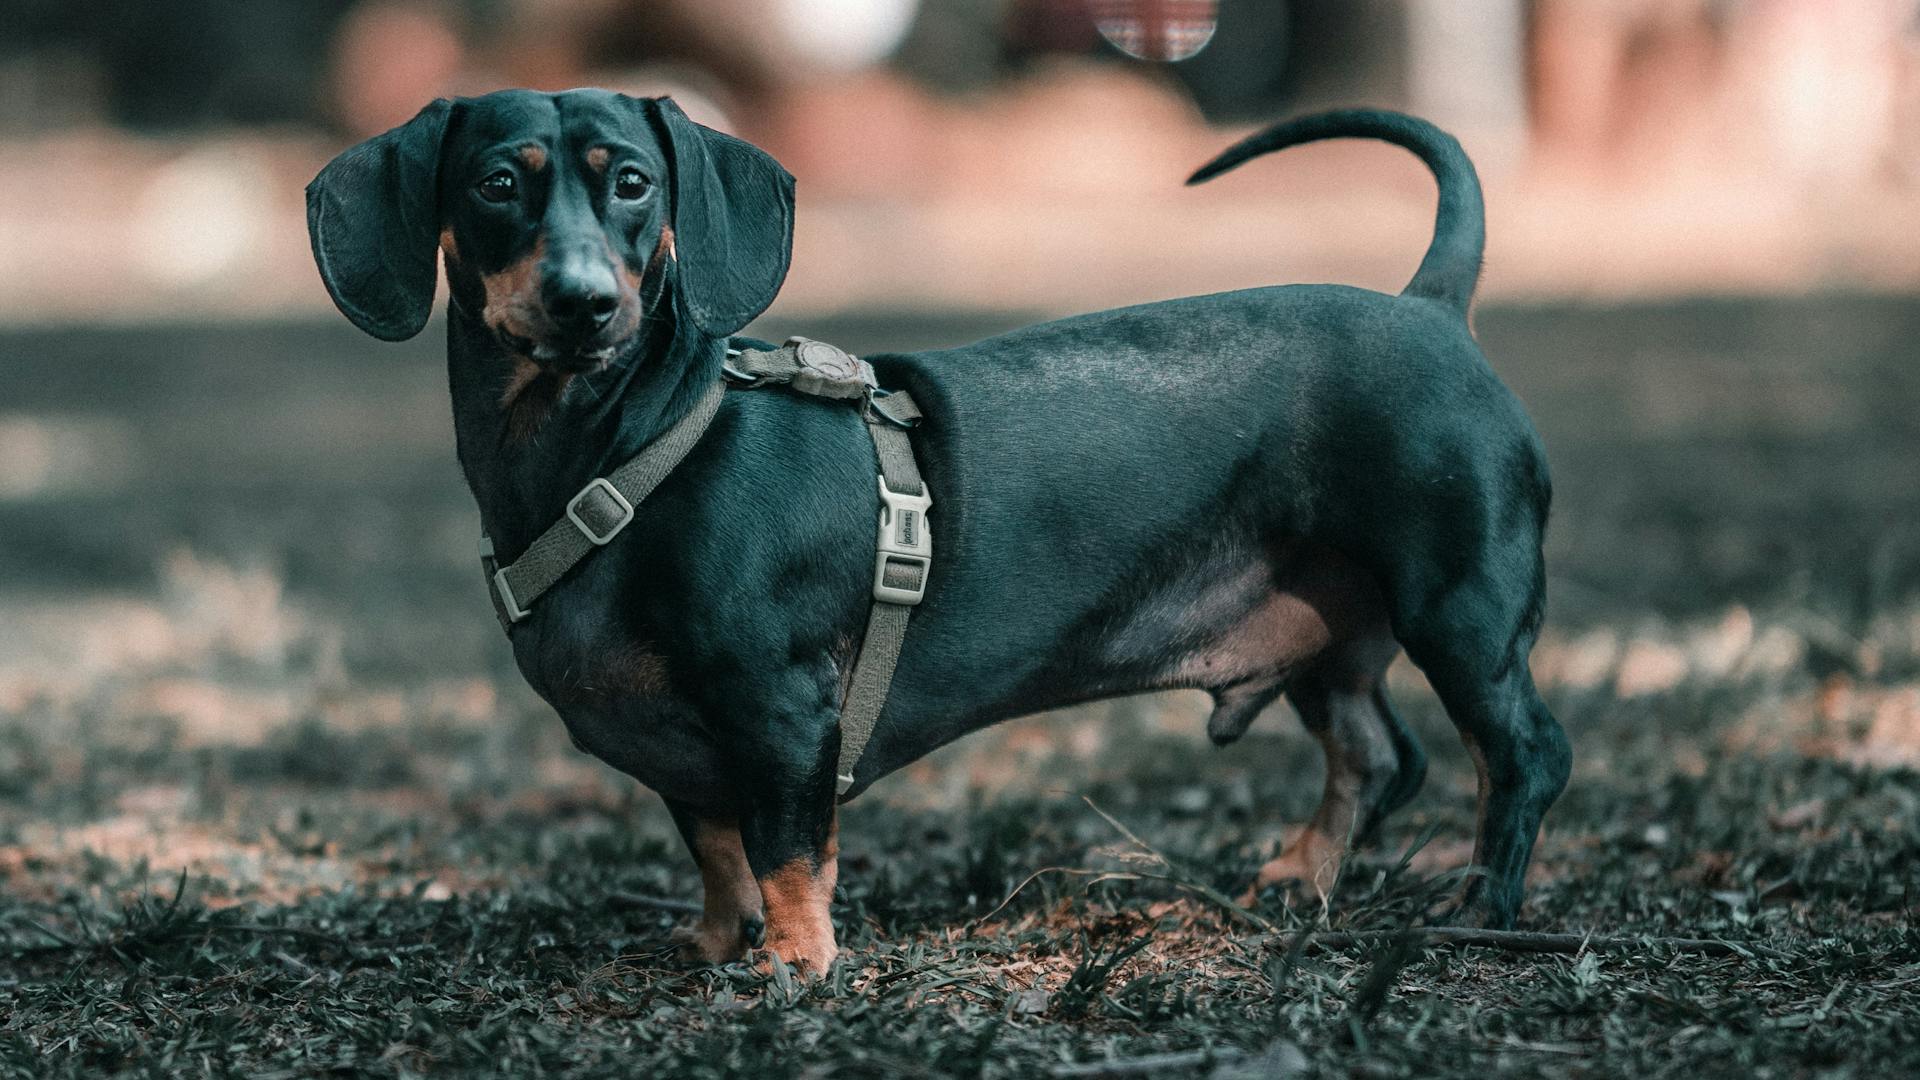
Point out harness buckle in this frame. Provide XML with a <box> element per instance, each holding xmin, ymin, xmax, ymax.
<box><xmin>493</xmin><ymin>566</ymin><xmax>530</xmax><ymax>623</ymax></box>
<box><xmin>721</xmin><ymin>348</ymin><xmax>764</xmax><ymax>387</ymax></box>
<box><xmin>873</xmin><ymin>476</ymin><xmax>932</xmax><ymax>606</ymax></box>
<box><xmin>865</xmin><ymin>388</ymin><xmax>921</xmax><ymax>430</ymax></box>
<box><xmin>566</xmin><ymin>477</ymin><xmax>635</xmax><ymax>546</ymax></box>
<box><xmin>788</xmin><ymin>337</ymin><xmax>877</xmax><ymax>400</ymax></box>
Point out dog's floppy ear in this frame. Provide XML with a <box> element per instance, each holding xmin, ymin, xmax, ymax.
<box><xmin>646</xmin><ymin>97</ymin><xmax>795</xmax><ymax>339</ymax></box>
<box><xmin>306</xmin><ymin>100</ymin><xmax>452</xmax><ymax>342</ymax></box>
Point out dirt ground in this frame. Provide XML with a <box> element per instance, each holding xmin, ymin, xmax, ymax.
<box><xmin>2</xmin><ymin>294</ymin><xmax>1918</xmax><ymax>1077</ymax></box>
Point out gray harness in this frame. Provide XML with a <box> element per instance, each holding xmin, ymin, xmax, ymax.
<box><xmin>478</xmin><ymin>338</ymin><xmax>931</xmax><ymax>795</ymax></box>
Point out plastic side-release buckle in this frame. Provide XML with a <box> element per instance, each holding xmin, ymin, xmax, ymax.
<box><xmin>872</xmin><ymin>476</ymin><xmax>932</xmax><ymax>605</ymax></box>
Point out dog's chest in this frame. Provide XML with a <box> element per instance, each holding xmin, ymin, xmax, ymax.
<box><xmin>517</xmin><ymin>633</ymin><xmax>736</xmax><ymax>806</ymax></box>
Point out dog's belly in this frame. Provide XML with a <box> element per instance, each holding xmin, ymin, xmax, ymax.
<box><xmin>850</xmin><ymin>539</ymin><xmax>1389</xmax><ymax>790</ymax></box>
<box><xmin>1095</xmin><ymin>541</ymin><xmax>1385</xmax><ymax>697</ymax></box>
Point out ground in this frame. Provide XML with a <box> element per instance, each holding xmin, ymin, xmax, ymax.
<box><xmin>1</xmin><ymin>296</ymin><xmax>1918</xmax><ymax>1077</ymax></box>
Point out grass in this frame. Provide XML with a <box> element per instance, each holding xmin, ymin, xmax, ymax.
<box><xmin>3</xmin><ymin>593</ymin><xmax>1917</xmax><ymax>1077</ymax></box>
<box><xmin>3</xmin><ymin>296</ymin><xmax>1920</xmax><ymax>1076</ymax></box>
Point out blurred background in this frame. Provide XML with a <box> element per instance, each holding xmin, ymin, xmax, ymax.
<box><xmin>2</xmin><ymin>0</ymin><xmax>1919</xmax><ymax>922</ymax></box>
<box><xmin>2</xmin><ymin>0</ymin><xmax>1918</xmax><ymax>320</ymax></box>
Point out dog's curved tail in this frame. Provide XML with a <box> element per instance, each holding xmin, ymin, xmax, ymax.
<box><xmin>1187</xmin><ymin>109</ymin><xmax>1485</xmax><ymax>317</ymax></box>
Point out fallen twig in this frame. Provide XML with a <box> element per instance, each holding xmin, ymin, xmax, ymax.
<box><xmin>1263</xmin><ymin>927</ymin><xmax>1793</xmax><ymax>959</ymax></box>
<box><xmin>608</xmin><ymin>892</ymin><xmax>703</xmax><ymax>916</ymax></box>
<box><xmin>1049</xmin><ymin>1047</ymin><xmax>1241</xmax><ymax>1077</ymax></box>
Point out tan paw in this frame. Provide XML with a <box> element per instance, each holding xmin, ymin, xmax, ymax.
<box><xmin>670</xmin><ymin>916</ymin><xmax>760</xmax><ymax>965</ymax></box>
<box><xmin>756</xmin><ymin>927</ymin><xmax>838</xmax><ymax>978</ymax></box>
<box><xmin>1243</xmin><ymin>828</ymin><xmax>1346</xmax><ymax>906</ymax></box>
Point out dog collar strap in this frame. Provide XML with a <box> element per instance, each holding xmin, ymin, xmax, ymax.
<box><xmin>482</xmin><ymin>378</ymin><xmax>727</xmax><ymax>626</ymax></box>
<box><xmin>727</xmin><ymin>338</ymin><xmax>930</xmax><ymax>796</ymax></box>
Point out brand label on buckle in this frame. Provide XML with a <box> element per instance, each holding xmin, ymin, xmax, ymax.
<box><xmin>873</xmin><ymin>476</ymin><xmax>932</xmax><ymax>606</ymax></box>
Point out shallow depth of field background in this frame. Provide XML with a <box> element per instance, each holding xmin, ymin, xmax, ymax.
<box><xmin>2</xmin><ymin>2</ymin><xmax>1919</xmax><ymax>1077</ymax></box>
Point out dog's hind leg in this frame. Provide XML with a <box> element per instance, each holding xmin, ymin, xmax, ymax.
<box><xmin>1249</xmin><ymin>630</ymin><xmax>1419</xmax><ymax>904</ymax></box>
<box><xmin>665</xmin><ymin>801</ymin><xmax>766</xmax><ymax>964</ymax></box>
<box><xmin>1364</xmin><ymin>682</ymin><xmax>1428</xmax><ymax>830</ymax></box>
<box><xmin>1388</xmin><ymin>546</ymin><xmax>1570</xmax><ymax>929</ymax></box>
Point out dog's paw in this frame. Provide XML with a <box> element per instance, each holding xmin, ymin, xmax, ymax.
<box><xmin>1439</xmin><ymin>901</ymin><xmax>1517</xmax><ymax>932</ymax></box>
<box><xmin>1427</xmin><ymin>878</ymin><xmax>1517</xmax><ymax>931</ymax></box>
<box><xmin>670</xmin><ymin>915</ymin><xmax>762</xmax><ymax>966</ymax></box>
<box><xmin>1243</xmin><ymin>828</ymin><xmax>1345</xmax><ymax>908</ymax></box>
<box><xmin>755</xmin><ymin>928</ymin><xmax>838</xmax><ymax>979</ymax></box>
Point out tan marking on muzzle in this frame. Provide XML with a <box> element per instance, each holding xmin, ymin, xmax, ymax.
<box><xmin>438</xmin><ymin>227</ymin><xmax>458</xmax><ymax>264</ymax></box>
<box><xmin>481</xmin><ymin>237</ymin><xmax>548</xmax><ymax>344</ymax></box>
<box><xmin>589</xmin><ymin>236</ymin><xmax>652</xmax><ymax>345</ymax></box>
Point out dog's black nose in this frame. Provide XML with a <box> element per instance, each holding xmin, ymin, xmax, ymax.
<box><xmin>545</xmin><ymin>274</ymin><xmax>619</xmax><ymax>334</ymax></box>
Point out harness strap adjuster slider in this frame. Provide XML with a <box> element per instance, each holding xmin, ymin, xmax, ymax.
<box><xmin>493</xmin><ymin>567</ymin><xmax>530</xmax><ymax>624</ymax></box>
<box><xmin>566</xmin><ymin>477</ymin><xmax>635</xmax><ymax>546</ymax></box>
<box><xmin>873</xmin><ymin>476</ymin><xmax>932</xmax><ymax>606</ymax></box>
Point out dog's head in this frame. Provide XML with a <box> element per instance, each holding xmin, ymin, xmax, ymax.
<box><xmin>306</xmin><ymin>89</ymin><xmax>794</xmax><ymax>371</ymax></box>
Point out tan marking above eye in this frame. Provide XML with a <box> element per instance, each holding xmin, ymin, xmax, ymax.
<box><xmin>517</xmin><ymin>144</ymin><xmax>547</xmax><ymax>171</ymax></box>
<box><xmin>585</xmin><ymin>147</ymin><xmax>610</xmax><ymax>172</ymax></box>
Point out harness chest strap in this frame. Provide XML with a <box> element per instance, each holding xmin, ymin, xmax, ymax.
<box><xmin>484</xmin><ymin>378</ymin><xmax>727</xmax><ymax>622</ymax></box>
<box><xmin>479</xmin><ymin>338</ymin><xmax>930</xmax><ymax>797</ymax></box>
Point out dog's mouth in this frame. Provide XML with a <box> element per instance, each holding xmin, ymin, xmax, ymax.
<box><xmin>498</xmin><ymin>330</ymin><xmax>625</xmax><ymax>375</ymax></box>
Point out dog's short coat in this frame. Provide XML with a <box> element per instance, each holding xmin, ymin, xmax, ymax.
<box><xmin>308</xmin><ymin>91</ymin><xmax>1570</xmax><ymax>972</ymax></box>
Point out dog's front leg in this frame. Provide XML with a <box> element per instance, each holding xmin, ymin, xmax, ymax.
<box><xmin>735</xmin><ymin>706</ymin><xmax>842</xmax><ymax>976</ymax></box>
<box><xmin>664</xmin><ymin>801</ymin><xmax>765</xmax><ymax>964</ymax></box>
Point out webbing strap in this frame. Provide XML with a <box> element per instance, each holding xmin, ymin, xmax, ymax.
<box><xmin>481</xmin><ymin>337</ymin><xmax>929</xmax><ymax>799</ymax></box>
<box><xmin>485</xmin><ymin>379</ymin><xmax>725</xmax><ymax>625</ymax></box>
<box><xmin>837</xmin><ymin>390</ymin><xmax>925</xmax><ymax>793</ymax></box>
<box><xmin>729</xmin><ymin>339</ymin><xmax>929</xmax><ymax>794</ymax></box>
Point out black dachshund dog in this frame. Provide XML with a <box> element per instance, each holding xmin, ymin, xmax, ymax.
<box><xmin>306</xmin><ymin>90</ymin><xmax>1568</xmax><ymax>973</ymax></box>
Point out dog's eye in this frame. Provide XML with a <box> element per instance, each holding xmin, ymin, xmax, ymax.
<box><xmin>613</xmin><ymin>166</ymin><xmax>651</xmax><ymax>201</ymax></box>
<box><xmin>477</xmin><ymin>170</ymin><xmax>518</xmax><ymax>203</ymax></box>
